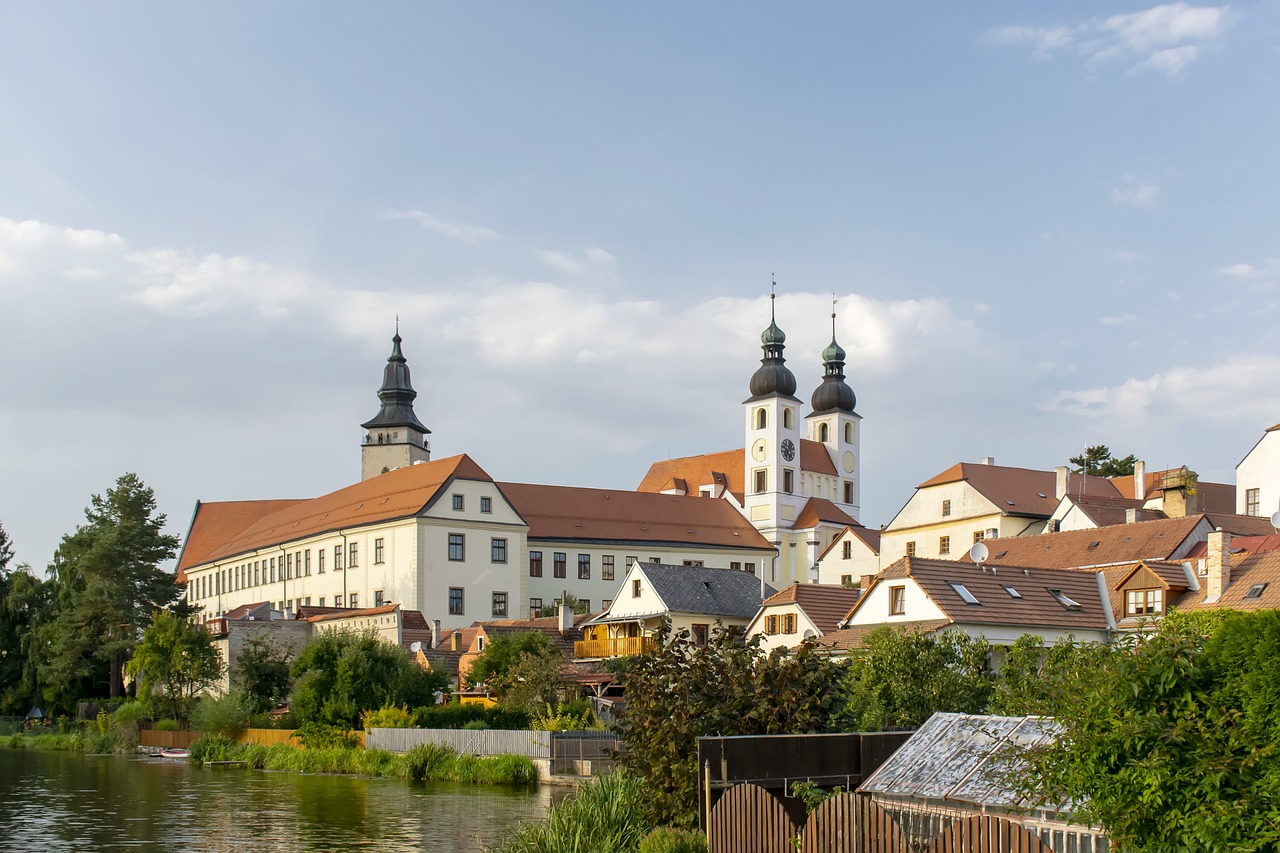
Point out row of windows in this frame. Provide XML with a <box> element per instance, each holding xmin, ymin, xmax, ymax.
<box><xmin>188</xmin><ymin>538</ymin><xmax>389</xmax><ymax>601</ymax></box>
<box><xmin>752</xmin><ymin>407</ymin><xmax>855</xmax><ymax>445</ymax></box>
<box><xmin>207</xmin><ymin>589</ymin><xmax>385</xmax><ymax>619</ymax></box>
<box><xmin>446</xmin><ymin>589</ymin><xmax>614</xmax><ymax>619</ymax></box>
<box><xmin>763</xmin><ymin>613</ymin><xmax>798</xmax><ymax>635</ymax></box>
<box><xmin>903</xmin><ymin>530</ymin><xmax>990</xmax><ymax>559</ymax></box>
<box><xmin>752</xmin><ymin>469</ymin><xmax>855</xmax><ymax>503</ymax></box>
<box><xmin>451</xmin><ymin>494</ymin><xmax>494</xmax><ymax>514</ymax></box>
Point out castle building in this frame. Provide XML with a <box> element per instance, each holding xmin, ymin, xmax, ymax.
<box><xmin>637</xmin><ymin>294</ymin><xmax>870</xmax><ymax>586</ymax></box>
<box><xmin>177</xmin><ymin>333</ymin><xmax>775</xmax><ymax>629</ymax></box>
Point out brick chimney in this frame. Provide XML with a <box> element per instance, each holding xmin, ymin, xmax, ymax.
<box><xmin>1206</xmin><ymin>528</ymin><xmax>1232</xmax><ymax>603</ymax></box>
<box><xmin>1133</xmin><ymin>460</ymin><xmax>1146</xmax><ymax>501</ymax></box>
<box><xmin>859</xmin><ymin>574</ymin><xmax>876</xmax><ymax>591</ymax></box>
<box><xmin>1055</xmin><ymin>466</ymin><xmax>1069</xmax><ymax>500</ymax></box>
<box><xmin>431</xmin><ymin>619</ymin><xmax>441</xmax><ymax>648</ymax></box>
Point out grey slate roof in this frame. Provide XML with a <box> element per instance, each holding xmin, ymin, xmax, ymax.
<box><xmin>641</xmin><ymin>563</ymin><xmax>775</xmax><ymax>619</ymax></box>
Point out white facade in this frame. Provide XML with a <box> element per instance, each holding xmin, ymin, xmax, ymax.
<box><xmin>745</xmin><ymin>602</ymin><xmax>823</xmax><ymax>652</ymax></box>
<box><xmin>815</xmin><ymin>527</ymin><xmax>880</xmax><ymax>586</ymax></box>
<box><xmin>1237</xmin><ymin>427</ymin><xmax>1280</xmax><ymax>518</ymax></box>
<box><xmin>804</xmin><ymin>410</ymin><xmax>861</xmax><ymax>517</ymax></box>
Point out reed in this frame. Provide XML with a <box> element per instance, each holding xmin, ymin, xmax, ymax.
<box><xmin>488</xmin><ymin>772</ymin><xmax>650</xmax><ymax>853</ymax></box>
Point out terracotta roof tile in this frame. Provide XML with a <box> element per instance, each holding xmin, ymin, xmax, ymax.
<box><xmin>177</xmin><ymin>499</ymin><xmax>307</xmax><ymax>581</ymax></box>
<box><xmin>497</xmin><ymin>482</ymin><xmax>774</xmax><ymax>551</ymax></box>
<box><xmin>761</xmin><ymin>582</ymin><xmax>861</xmax><ymax>633</ymax></box>
<box><xmin>918</xmin><ymin>463</ymin><xmax>1120</xmax><ymax>518</ymax></box>
<box><xmin>969</xmin><ymin>515</ymin><xmax>1205</xmax><ymax>570</ymax></box>
<box><xmin>637</xmin><ymin>440</ymin><xmax>837</xmax><ymax>495</ymax></box>
<box><xmin>816</xmin><ymin>620</ymin><xmax>952</xmax><ymax>651</ymax></box>
<box><xmin>1066</xmin><ymin>496</ymin><xmax>1165</xmax><ymax>528</ymax></box>
<box><xmin>799</xmin><ymin>440</ymin><xmax>838</xmax><ymax>476</ymax></box>
<box><xmin>303</xmin><ymin>603</ymin><xmax>402</xmax><ymax>624</ymax></box>
<box><xmin>473</xmin><ymin>613</ymin><xmax>597</xmax><ymax>658</ymax></box>
<box><xmin>1204</xmin><ymin>513</ymin><xmax>1278</xmax><ymax>537</ymax></box>
<box><xmin>794</xmin><ymin>498</ymin><xmax>857</xmax><ymax>530</ymax></box>
<box><xmin>179</xmin><ymin>455</ymin><xmax>493</xmax><ymax>571</ymax></box>
<box><xmin>1176</xmin><ymin>550</ymin><xmax>1280</xmax><ymax>612</ymax></box>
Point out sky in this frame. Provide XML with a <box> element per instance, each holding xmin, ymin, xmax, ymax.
<box><xmin>2</xmin><ymin>2</ymin><xmax>1280</xmax><ymax>571</ymax></box>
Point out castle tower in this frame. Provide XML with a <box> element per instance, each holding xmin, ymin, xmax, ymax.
<box><xmin>805</xmin><ymin>302</ymin><xmax>861</xmax><ymax>518</ymax></box>
<box><xmin>360</xmin><ymin>328</ymin><xmax>431</xmax><ymax>480</ymax></box>
<box><xmin>743</xmin><ymin>292</ymin><xmax>807</xmax><ymax>535</ymax></box>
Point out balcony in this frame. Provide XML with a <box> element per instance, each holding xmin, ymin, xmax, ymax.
<box><xmin>574</xmin><ymin>636</ymin><xmax>656</xmax><ymax>659</ymax></box>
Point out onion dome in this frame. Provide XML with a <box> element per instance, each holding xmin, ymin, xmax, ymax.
<box><xmin>810</xmin><ymin>309</ymin><xmax>856</xmax><ymax>414</ymax></box>
<box><xmin>747</xmin><ymin>292</ymin><xmax>799</xmax><ymax>400</ymax></box>
<box><xmin>361</xmin><ymin>328</ymin><xmax>431</xmax><ymax>434</ymax></box>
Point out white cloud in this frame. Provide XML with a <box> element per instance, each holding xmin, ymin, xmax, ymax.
<box><xmin>991</xmin><ymin>3</ymin><xmax>1233</xmax><ymax>77</ymax></box>
<box><xmin>380</xmin><ymin>209</ymin><xmax>499</xmax><ymax>243</ymax></box>
<box><xmin>1046</xmin><ymin>355</ymin><xmax>1280</xmax><ymax>421</ymax></box>
<box><xmin>536</xmin><ymin>246</ymin><xmax>617</xmax><ymax>275</ymax></box>
<box><xmin>1110</xmin><ymin>175</ymin><xmax>1161</xmax><ymax>208</ymax></box>
<box><xmin>1099</xmin><ymin>314</ymin><xmax>1137</xmax><ymax>326</ymax></box>
<box><xmin>1219</xmin><ymin>262</ymin><xmax>1258</xmax><ymax>278</ymax></box>
<box><xmin>1114</xmin><ymin>249</ymin><xmax>1143</xmax><ymax>262</ymax></box>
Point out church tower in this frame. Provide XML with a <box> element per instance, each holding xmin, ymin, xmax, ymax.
<box><xmin>805</xmin><ymin>303</ymin><xmax>861</xmax><ymax>519</ymax></box>
<box><xmin>743</xmin><ymin>292</ymin><xmax>807</xmax><ymax>537</ymax></box>
<box><xmin>360</xmin><ymin>328</ymin><xmax>432</xmax><ymax>480</ymax></box>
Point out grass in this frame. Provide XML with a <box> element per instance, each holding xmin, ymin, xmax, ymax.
<box><xmin>488</xmin><ymin>772</ymin><xmax>653</xmax><ymax>853</ymax></box>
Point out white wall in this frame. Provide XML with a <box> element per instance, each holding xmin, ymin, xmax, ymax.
<box><xmin>1238</xmin><ymin>430</ymin><xmax>1280</xmax><ymax>518</ymax></box>
<box><xmin>846</xmin><ymin>578</ymin><xmax>947</xmax><ymax>625</ymax></box>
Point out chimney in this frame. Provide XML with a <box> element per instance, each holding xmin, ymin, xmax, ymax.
<box><xmin>450</xmin><ymin>630</ymin><xmax>461</xmax><ymax>652</ymax></box>
<box><xmin>558</xmin><ymin>601</ymin><xmax>574</xmax><ymax>633</ymax></box>
<box><xmin>1055</xmin><ymin>466</ymin><xmax>1069</xmax><ymax>500</ymax></box>
<box><xmin>1205</xmin><ymin>528</ymin><xmax>1232</xmax><ymax>603</ymax></box>
<box><xmin>1134</xmin><ymin>460</ymin><xmax>1146</xmax><ymax>501</ymax></box>
<box><xmin>981</xmin><ymin>456</ymin><xmax>995</xmax><ymax>466</ymax></box>
<box><xmin>431</xmin><ymin>619</ymin><xmax>441</xmax><ymax>648</ymax></box>
<box><xmin>859</xmin><ymin>574</ymin><xmax>875</xmax><ymax>591</ymax></box>
<box><xmin>1125</xmin><ymin>507</ymin><xmax>1138</xmax><ymax>524</ymax></box>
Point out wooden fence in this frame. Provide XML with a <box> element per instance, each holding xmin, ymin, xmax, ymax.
<box><xmin>140</xmin><ymin>729</ymin><xmax>202</xmax><ymax>749</ymax></box>
<box><xmin>366</xmin><ymin>727</ymin><xmax>553</xmax><ymax>758</ymax></box>
<box><xmin>708</xmin><ymin>790</ymin><xmax>1097</xmax><ymax>853</ymax></box>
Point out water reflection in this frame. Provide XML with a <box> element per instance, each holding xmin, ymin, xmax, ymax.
<box><xmin>0</xmin><ymin>750</ymin><xmax>562</xmax><ymax>852</ymax></box>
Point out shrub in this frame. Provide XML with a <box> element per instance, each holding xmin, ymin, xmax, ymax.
<box><xmin>639</xmin><ymin>827</ymin><xmax>708</xmax><ymax>853</ymax></box>
<box><xmin>292</xmin><ymin>721</ymin><xmax>359</xmax><ymax>750</ymax></box>
<box><xmin>189</xmin><ymin>734</ymin><xmax>234</xmax><ymax>763</ymax></box>
<box><xmin>414</xmin><ymin>702</ymin><xmax>529</xmax><ymax>730</ymax></box>
<box><xmin>490</xmin><ymin>772</ymin><xmax>649</xmax><ymax>853</ymax></box>
<box><xmin>84</xmin><ymin>732</ymin><xmax>116</xmax><ymax>754</ymax></box>
<box><xmin>361</xmin><ymin>704</ymin><xmax>416</xmax><ymax>730</ymax></box>
<box><xmin>403</xmin><ymin>743</ymin><xmax>455</xmax><ymax>781</ymax></box>
<box><xmin>462</xmin><ymin>719</ymin><xmax>489</xmax><ymax>730</ymax></box>
<box><xmin>250</xmin><ymin>710</ymin><xmax>296</xmax><ymax>729</ymax></box>
<box><xmin>530</xmin><ymin>702</ymin><xmax>599</xmax><ymax>731</ymax></box>
<box><xmin>191</xmin><ymin>691</ymin><xmax>250</xmax><ymax>739</ymax></box>
<box><xmin>152</xmin><ymin>719</ymin><xmax>179</xmax><ymax>732</ymax></box>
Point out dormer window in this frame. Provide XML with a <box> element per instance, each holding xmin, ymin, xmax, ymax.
<box><xmin>1244</xmin><ymin>583</ymin><xmax>1269</xmax><ymax>600</ymax></box>
<box><xmin>1047</xmin><ymin>588</ymin><xmax>1082</xmax><ymax>611</ymax></box>
<box><xmin>1125</xmin><ymin>588</ymin><xmax>1163</xmax><ymax>616</ymax></box>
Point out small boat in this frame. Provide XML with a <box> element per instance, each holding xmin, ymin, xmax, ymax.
<box><xmin>158</xmin><ymin>748</ymin><xmax>190</xmax><ymax>759</ymax></box>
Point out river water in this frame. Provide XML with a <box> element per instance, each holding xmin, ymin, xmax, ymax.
<box><xmin>0</xmin><ymin>749</ymin><xmax>563</xmax><ymax>852</ymax></box>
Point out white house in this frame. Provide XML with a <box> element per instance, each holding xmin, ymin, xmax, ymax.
<box><xmin>1237</xmin><ymin>423</ymin><xmax>1280</xmax><ymax>519</ymax></box>
<box><xmin>745</xmin><ymin>582</ymin><xmax>860</xmax><ymax>651</ymax></box>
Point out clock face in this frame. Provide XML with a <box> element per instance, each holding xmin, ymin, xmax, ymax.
<box><xmin>780</xmin><ymin>439</ymin><xmax>796</xmax><ymax>462</ymax></box>
<box><xmin>752</xmin><ymin>439</ymin><xmax>767</xmax><ymax>462</ymax></box>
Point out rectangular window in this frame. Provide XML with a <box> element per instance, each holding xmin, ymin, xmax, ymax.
<box><xmin>304</xmin><ymin>550</ymin><xmax>311</xmax><ymax>575</ymax></box>
<box><xmin>632</xmin><ymin>579</ymin><xmax>642</xmax><ymax>598</ymax></box>
<box><xmin>334</xmin><ymin>545</ymin><xmax>343</xmax><ymax>570</ymax></box>
<box><xmin>529</xmin><ymin>598</ymin><xmax>543</xmax><ymax>618</ymax></box>
<box><xmin>349</xmin><ymin>592</ymin><xmax>358</xmax><ymax>608</ymax></box>
<box><xmin>529</xmin><ymin>550</ymin><xmax>543</xmax><ymax>577</ymax></box>
<box><xmin>449</xmin><ymin>587</ymin><xmax>464</xmax><ymax>615</ymax></box>
<box><xmin>905</xmin><ymin>541</ymin><xmax>916</xmax><ymax>557</ymax></box>
<box><xmin>296</xmin><ymin>551</ymin><xmax>303</xmax><ymax>577</ymax></box>
<box><xmin>973</xmin><ymin>530</ymin><xmax>985</xmax><ymax>543</ymax></box>
<box><xmin>481</xmin><ymin>496</ymin><xmax>492</xmax><ymax>514</ymax></box>
<box><xmin>318</xmin><ymin>597</ymin><xmax>325</xmax><ymax>607</ymax></box>
<box><xmin>682</xmin><ymin>559</ymin><xmax>704</xmax><ymax>567</ymax></box>
<box><xmin>783</xmin><ymin>469</ymin><xmax>794</xmax><ymax>494</ymax></box>
<box><xmin>939</xmin><ymin>536</ymin><xmax>951</xmax><ymax>556</ymax></box>
<box><xmin>730</xmin><ymin>561</ymin><xmax>741</xmax><ymax>571</ymax></box>
<box><xmin>492</xmin><ymin>592</ymin><xmax>508</xmax><ymax>617</ymax></box>
<box><xmin>602</xmin><ymin>599</ymin><xmax>612</xmax><ymax>610</ymax></box>
<box><xmin>253</xmin><ymin>562</ymin><xmax>259</xmax><ymax>586</ymax></box>
<box><xmin>948</xmin><ymin>581</ymin><xmax>980</xmax><ymax>605</ymax></box>
<box><xmin>841</xmin><ymin>574</ymin><xmax>853</xmax><ymax>586</ymax></box>
<box><xmin>375</xmin><ymin>589</ymin><xmax>384</xmax><ymax>607</ymax></box>
<box><xmin>889</xmin><ymin>586</ymin><xmax>906</xmax><ymax>615</ymax></box>
<box><xmin>1246</xmin><ymin>488</ymin><xmax>1261</xmax><ymax>516</ymax></box>
<box><xmin>626</xmin><ymin>556</ymin><xmax>637</xmax><ymax>570</ymax></box>
<box><xmin>286</xmin><ymin>553</ymin><xmax>293</xmax><ymax>580</ymax></box>
<box><xmin>578</xmin><ymin>554</ymin><xmax>591</xmax><ymax>579</ymax></box>
<box><xmin>691</xmin><ymin>624</ymin><xmax>709</xmax><ymax>646</ymax></box>
<box><xmin>745</xmin><ymin>562</ymin><xmax>756</xmax><ymax>575</ymax></box>
<box><xmin>554</xmin><ymin>552</ymin><xmax>567</xmax><ymax>578</ymax></box>
<box><xmin>842</xmin><ymin>541</ymin><xmax>852</xmax><ymax>559</ymax></box>
<box><xmin>349</xmin><ymin>542</ymin><xmax>358</xmax><ymax>568</ymax></box>
<box><xmin>754</xmin><ymin>469</ymin><xmax>767</xmax><ymax>494</ymax></box>
<box><xmin>448</xmin><ymin>534</ymin><xmax>465</xmax><ymax>561</ymax></box>
<box><xmin>580</xmin><ymin>599</ymin><xmax>590</xmax><ymax>612</ymax></box>
<box><xmin>782</xmin><ymin>613</ymin><xmax>797</xmax><ymax>634</ymax></box>
<box><xmin>942</xmin><ymin>499</ymin><xmax>952</xmax><ymax>517</ymax></box>
<box><xmin>844</xmin><ymin>481</ymin><xmax>855</xmax><ymax>504</ymax></box>
<box><xmin>334</xmin><ymin>594</ymin><xmax>344</xmax><ymax>607</ymax></box>
<box><xmin>374</xmin><ymin>538</ymin><xmax>385</xmax><ymax>564</ymax></box>
<box><xmin>452</xmin><ymin>494</ymin><xmax>464</xmax><ymax>511</ymax></box>
<box><xmin>492</xmin><ymin>538</ymin><xmax>508</xmax><ymax>563</ymax></box>
<box><xmin>1126</xmin><ymin>588</ymin><xmax>1163</xmax><ymax>615</ymax></box>
<box><xmin>270</xmin><ymin>558</ymin><xmax>276</xmax><ymax>584</ymax></box>
<box><xmin>317</xmin><ymin>549</ymin><xmax>325</xmax><ymax>573</ymax></box>
<box><xmin>765</xmin><ymin>614</ymin><xmax>779</xmax><ymax>635</ymax></box>
<box><xmin>602</xmin><ymin>555</ymin><xmax>615</xmax><ymax>581</ymax></box>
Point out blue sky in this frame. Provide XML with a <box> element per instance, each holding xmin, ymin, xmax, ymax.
<box><xmin>2</xmin><ymin>3</ymin><xmax>1279</xmax><ymax>569</ymax></box>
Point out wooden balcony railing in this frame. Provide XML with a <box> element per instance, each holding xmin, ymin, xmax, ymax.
<box><xmin>574</xmin><ymin>636</ymin><xmax>656</xmax><ymax>659</ymax></box>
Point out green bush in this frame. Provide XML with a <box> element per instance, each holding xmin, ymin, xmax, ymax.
<box><xmin>189</xmin><ymin>734</ymin><xmax>235</xmax><ymax>763</ymax></box>
<box><xmin>490</xmin><ymin>772</ymin><xmax>649</xmax><ymax>853</ymax></box>
<box><xmin>192</xmin><ymin>691</ymin><xmax>250</xmax><ymax>738</ymax></box>
<box><xmin>530</xmin><ymin>702</ymin><xmax>600</xmax><ymax>731</ymax></box>
<box><xmin>462</xmin><ymin>719</ymin><xmax>489</xmax><ymax>730</ymax></box>
<box><xmin>292</xmin><ymin>721</ymin><xmax>359</xmax><ymax>750</ymax></box>
<box><xmin>152</xmin><ymin>719</ymin><xmax>179</xmax><ymax>732</ymax></box>
<box><xmin>414</xmin><ymin>702</ymin><xmax>529</xmax><ymax>730</ymax></box>
<box><xmin>403</xmin><ymin>743</ymin><xmax>456</xmax><ymax>781</ymax></box>
<box><xmin>639</xmin><ymin>827</ymin><xmax>708</xmax><ymax>853</ymax></box>
<box><xmin>249</xmin><ymin>711</ymin><xmax>296</xmax><ymax>729</ymax></box>
<box><xmin>84</xmin><ymin>731</ymin><xmax>116</xmax><ymax>754</ymax></box>
<box><xmin>361</xmin><ymin>704</ymin><xmax>416</xmax><ymax>729</ymax></box>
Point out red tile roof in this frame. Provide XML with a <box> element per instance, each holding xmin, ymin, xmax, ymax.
<box><xmin>303</xmin><ymin>603</ymin><xmax>401</xmax><ymax>624</ymax></box>
<box><xmin>179</xmin><ymin>455</ymin><xmax>493</xmax><ymax>572</ymax></box>
<box><xmin>637</xmin><ymin>440</ymin><xmax>837</xmax><ymax>494</ymax></box>
<box><xmin>967</xmin><ymin>515</ymin><xmax>1205</xmax><ymax>570</ymax></box>
<box><xmin>1176</xmin><ymin>550</ymin><xmax>1280</xmax><ymax>612</ymax></box>
<box><xmin>918</xmin><ymin>463</ymin><xmax>1119</xmax><ymax>518</ymax></box>
<box><xmin>816</xmin><ymin>620</ymin><xmax>952</xmax><ymax>651</ymax></box>
<box><xmin>794</xmin><ymin>498</ymin><xmax>857</xmax><ymax>530</ymax></box>
<box><xmin>1204</xmin><ymin>513</ymin><xmax>1279</xmax><ymax>537</ymax></box>
<box><xmin>761</xmin><ymin>582</ymin><xmax>861</xmax><ymax>633</ymax></box>
<box><xmin>497</xmin><ymin>482</ymin><xmax>774</xmax><ymax>551</ymax></box>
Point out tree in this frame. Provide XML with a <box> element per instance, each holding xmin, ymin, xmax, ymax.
<box><xmin>466</xmin><ymin>631</ymin><xmax>556</xmax><ymax>688</ymax></box>
<box><xmin>291</xmin><ymin>629</ymin><xmax>449</xmax><ymax>729</ymax></box>
<box><xmin>832</xmin><ymin>626</ymin><xmax>991</xmax><ymax>732</ymax></box>
<box><xmin>490</xmin><ymin>650</ymin><xmax>572</xmax><ymax>715</ymax></box>
<box><xmin>1020</xmin><ymin>615</ymin><xmax>1280</xmax><ymax>852</ymax></box>
<box><xmin>0</xmin><ymin>521</ymin><xmax>57</xmax><ymax>715</ymax></box>
<box><xmin>619</xmin><ymin>622</ymin><xmax>845</xmax><ymax>827</ymax></box>
<box><xmin>539</xmin><ymin>593</ymin><xmax>589</xmax><ymax>617</ymax></box>
<box><xmin>236</xmin><ymin>633</ymin><xmax>294</xmax><ymax>714</ymax></box>
<box><xmin>1069</xmin><ymin>444</ymin><xmax>1138</xmax><ymax>477</ymax></box>
<box><xmin>38</xmin><ymin>473</ymin><xmax>182</xmax><ymax>702</ymax></box>
<box><xmin>127</xmin><ymin>610</ymin><xmax>223</xmax><ymax>723</ymax></box>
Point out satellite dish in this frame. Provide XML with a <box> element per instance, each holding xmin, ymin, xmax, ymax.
<box><xmin>969</xmin><ymin>541</ymin><xmax>989</xmax><ymax>565</ymax></box>
<box><xmin>803</xmin><ymin>629</ymin><xmax>817</xmax><ymax>640</ymax></box>
<box><xmin>410</xmin><ymin>641</ymin><xmax>422</xmax><ymax>653</ymax></box>
<box><xmin>1271</xmin><ymin>511</ymin><xmax>1280</xmax><ymax>531</ymax></box>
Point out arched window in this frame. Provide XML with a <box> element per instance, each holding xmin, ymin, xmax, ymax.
<box><xmin>819</xmin><ymin>423</ymin><xmax>830</xmax><ymax>442</ymax></box>
<box><xmin>844</xmin><ymin>422</ymin><xmax>854</xmax><ymax>443</ymax></box>
<box><xmin>756</xmin><ymin>408</ymin><xmax>767</xmax><ymax>429</ymax></box>
<box><xmin>783</xmin><ymin>408</ymin><xmax>794</xmax><ymax>429</ymax></box>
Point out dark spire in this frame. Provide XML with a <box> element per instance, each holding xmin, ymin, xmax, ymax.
<box><xmin>747</xmin><ymin>285</ymin><xmax>799</xmax><ymax>401</ymax></box>
<box><xmin>361</xmin><ymin>329</ymin><xmax>431</xmax><ymax>434</ymax></box>
<box><xmin>811</xmin><ymin>296</ymin><xmax>856</xmax><ymax>415</ymax></box>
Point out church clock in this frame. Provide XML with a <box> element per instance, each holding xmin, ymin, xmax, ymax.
<box><xmin>780</xmin><ymin>438</ymin><xmax>796</xmax><ymax>461</ymax></box>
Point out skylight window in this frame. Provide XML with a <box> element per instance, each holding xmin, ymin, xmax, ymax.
<box><xmin>1244</xmin><ymin>583</ymin><xmax>1269</xmax><ymax>600</ymax></box>
<box><xmin>1046</xmin><ymin>588</ymin><xmax>1082</xmax><ymax>611</ymax></box>
<box><xmin>1002</xmin><ymin>585</ymin><xmax>1022</xmax><ymax>599</ymax></box>
<box><xmin>948</xmin><ymin>581</ymin><xmax>981</xmax><ymax>605</ymax></box>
